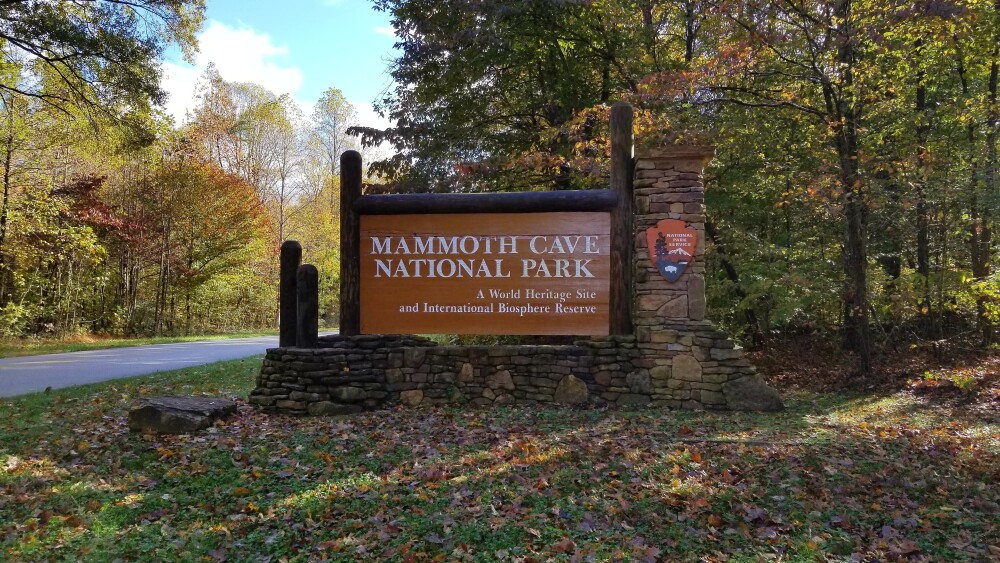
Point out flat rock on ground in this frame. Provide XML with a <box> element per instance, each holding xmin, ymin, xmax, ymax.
<box><xmin>723</xmin><ymin>376</ymin><xmax>784</xmax><ymax>411</ymax></box>
<box><xmin>128</xmin><ymin>396</ymin><xmax>237</xmax><ymax>434</ymax></box>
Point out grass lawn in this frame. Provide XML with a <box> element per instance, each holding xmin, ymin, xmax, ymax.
<box><xmin>0</xmin><ymin>332</ymin><xmax>278</xmax><ymax>359</ymax></box>
<box><xmin>1</xmin><ymin>358</ymin><xmax>997</xmax><ymax>561</ymax></box>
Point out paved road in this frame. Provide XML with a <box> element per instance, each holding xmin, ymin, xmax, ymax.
<box><xmin>0</xmin><ymin>336</ymin><xmax>280</xmax><ymax>398</ymax></box>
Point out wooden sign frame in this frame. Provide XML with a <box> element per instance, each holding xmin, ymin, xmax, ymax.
<box><xmin>339</xmin><ymin>104</ymin><xmax>633</xmax><ymax>336</ymax></box>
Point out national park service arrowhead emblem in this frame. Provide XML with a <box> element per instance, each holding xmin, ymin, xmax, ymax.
<box><xmin>646</xmin><ymin>219</ymin><xmax>697</xmax><ymax>282</ymax></box>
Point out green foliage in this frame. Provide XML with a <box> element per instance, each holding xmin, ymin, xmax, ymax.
<box><xmin>0</xmin><ymin>36</ymin><xmax>367</xmax><ymax>339</ymax></box>
<box><xmin>360</xmin><ymin>0</ymin><xmax>661</xmax><ymax>189</ymax></box>
<box><xmin>0</xmin><ymin>0</ymin><xmax>204</xmax><ymax>119</ymax></box>
<box><xmin>367</xmin><ymin>0</ymin><xmax>1000</xmax><ymax>355</ymax></box>
<box><xmin>971</xmin><ymin>275</ymin><xmax>1000</xmax><ymax>323</ymax></box>
<box><xmin>919</xmin><ymin>368</ymin><xmax>983</xmax><ymax>394</ymax></box>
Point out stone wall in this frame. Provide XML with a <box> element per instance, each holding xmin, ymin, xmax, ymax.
<box><xmin>249</xmin><ymin>333</ymin><xmax>776</xmax><ymax>414</ymax></box>
<box><xmin>250</xmin><ymin>335</ymin><xmax>432</xmax><ymax>415</ymax></box>
<box><xmin>249</xmin><ymin>146</ymin><xmax>783</xmax><ymax>413</ymax></box>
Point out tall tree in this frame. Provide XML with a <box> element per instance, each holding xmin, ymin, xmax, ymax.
<box><xmin>0</xmin><ymin>0</ymin><xmax>204</xmax><ymax>118</ymax></box>
<box><xmin>358</xmin><ymin>0</ymin><xmax>675</xmax><ymax>190</ymax></box>
<box><xmin>189</xmin><ymin>69</ymin><xmax>298</xmax><ymax>240</ymax></box>
<box><xmin>309</xmin><ymin>87</ymin><xmax>356</xmax><ymax>209</ymax></box>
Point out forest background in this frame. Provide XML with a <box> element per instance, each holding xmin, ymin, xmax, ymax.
<box><xmin>2</xmin><ymin>0</ymin><xmax>998</xmax><ymax>376</ymax></box>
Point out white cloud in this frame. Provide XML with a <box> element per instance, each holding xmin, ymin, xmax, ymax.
<box><xmin>351</xmin><ymin>99</ymin><xmax>393</xmax><ymax>132</ymax></box>
<box><xmin>161</xmin><ymin>21</ymin><xmax>303</xmax><ymax>124</ymax></box>
<box><xmin>160</xmin><ymin>20</ymin><xmax>394</xmax><ymax>140</ymax></box>
<box><xmin>373</xmin><ymin>26</ymin><xmax>396</xmax><ymax>38</ymax></box>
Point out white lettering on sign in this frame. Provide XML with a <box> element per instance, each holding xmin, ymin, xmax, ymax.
<box><xmin>372</xmin><ymin>235</ymin><xmax>521</xmax><ymax>256</ymax></box>
<box><xmin>369</xmin><ymin>235</ymin><xmax>599</xmax><ymax>279</ymax></box>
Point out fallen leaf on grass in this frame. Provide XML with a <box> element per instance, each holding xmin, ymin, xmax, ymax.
<box><xmin>553</xmin><ymin>537</ymin><xmax>576</xmax><ymax>553</ymax></box>
<box><xmin>231</xmin><ymin>486</ymin><xmax>251</xmax><ymax>497</ymax></box>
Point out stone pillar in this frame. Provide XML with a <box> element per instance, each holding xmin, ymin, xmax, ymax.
<box><xmin>630</xmin><ymin>145</ymin><xmax>783</xmax><ymax>411</ymax></box>
<box><xmin>632</xmin><ymin>146</ymin><xmax>714</xmax><ymax>328</ymax></box>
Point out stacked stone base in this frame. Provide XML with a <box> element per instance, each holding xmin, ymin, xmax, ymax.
<box><xmin>249</xmin><ymin>330</ymin><xmax>782</xmax><ymax>415</ymax></box>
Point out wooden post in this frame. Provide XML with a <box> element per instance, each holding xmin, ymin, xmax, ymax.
<box><xmin>609</xmin><ymin>101</ymin><xmax>634</xmax><ymax>335</ymax></box>
<box><xmin>296</xmin><ymin>264</ymin><xmax>319</xmax><ymax>348</ymax></box>
<box><xmin>339</xmin><ymin>150</ymin><xmax>362</xmax><ymax>335</ymax></box>
<box><xmin>279</xmin><ymin>240</ymin><xmax>302</xmax><ymax>347</ymax></box>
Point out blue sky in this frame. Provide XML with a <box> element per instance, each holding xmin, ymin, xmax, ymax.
<box><xmin>161</xmin><ymin>0</ymin><xmax>398</xmax><ymax>128</ymax></box>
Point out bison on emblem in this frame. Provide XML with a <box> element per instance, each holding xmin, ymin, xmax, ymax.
<box><xmin>645</xmin><ymin>219</ymin><xmax>697</xmax><ymax>283</ymax></box>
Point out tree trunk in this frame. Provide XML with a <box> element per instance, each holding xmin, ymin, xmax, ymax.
<box><xmin>156</xmin><ymin>217</ymin><xmax>172</xmax><ymax>336</ymax></box>
<box><xmin>980</xmin><ymin>28</ymin><xmax>999</xmax><ymax>345</ymax></box>
<box><xmin>915</xmin><ymin>43</ymin><xmax>932</xmax><ymax>335</ymax></box>
<box><xmin>832</xmin><ymin>0</ymin><xmax>872</xmax><ymax>374</ymax></box>
<box><xmin>684</xmin><ymin>0</ymin><xmax>697</xmax><ymax>63</ymax></box>
<box><xmin>0</xmin><ymin>129</ymin><xmax>13</xmax><ymax>308</ymax></box>
<box><xmin>957</xmin><ymin>30</ymin><xmax>994</xmax><ymax>346</ymax></box>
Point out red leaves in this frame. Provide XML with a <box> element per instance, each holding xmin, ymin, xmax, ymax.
<box><xmin>690</xmin><ymin>497</ymin><xmax>712</xmax><ymax>512</ymax></box>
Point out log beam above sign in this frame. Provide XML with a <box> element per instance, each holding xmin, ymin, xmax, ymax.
<box><xmin>356</xmin><ymin>189</ymin><xmax>619</xmax><ymax>215</ymax></box>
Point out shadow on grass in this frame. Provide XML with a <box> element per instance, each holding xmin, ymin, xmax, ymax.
<box><xmin>1</xmin><ymin>366</ymin><xmax>997</xmax><ymax>561</ymax></box>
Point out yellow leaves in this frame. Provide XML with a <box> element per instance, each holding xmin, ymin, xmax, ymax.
<box><xmin>165</xmin><ymin>466</ymin><xmax>186</xmax><ymax>479</ymax></box>
<box><xmin>231</xmin><ymin>486</ymin><xmax>251</xmax><ymax>497</ymax></box>
<box><xmin>312</xmin><ymin>451</ymin><xmax>335</xmax><ymax>464</ymax></box>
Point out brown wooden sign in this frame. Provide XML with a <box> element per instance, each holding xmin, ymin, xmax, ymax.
<box><xmin>360</xmin><ymin>212</ymin><xmax>611</xmax><ymax>335</ymax></box>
